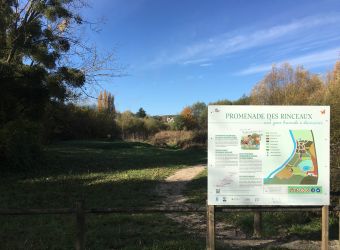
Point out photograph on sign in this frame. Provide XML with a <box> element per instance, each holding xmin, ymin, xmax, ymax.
<box><xmin>208</xmin><ymin>106</ymin><xmax>330</xmax><ymax>206</ymax></box>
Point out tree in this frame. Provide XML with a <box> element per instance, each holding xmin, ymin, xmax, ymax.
<box><xmin>233</xmin><ymin>95</ymin><xmax>251</xmax><ymax>105</ymax></box>
<box><xmin>116</xmin><ymin>111</ymin><xmax>163</xmax><ymax>140</ymax></box>
<box><xmin>171</xmin><ymin>115</ymin><xmax>186</xmax><ymax>131</ymax></box>
<box><xmin>325</xmin><ymin>61</ymin><xmax>340</xmax><ymax>194</ymax></box>
<box><xmin>1</xmin><ymin>1</ymin><xmax>85</xmax><ymax>105</ymax></box>
<box><xmin>249</xmin><ymin>61</ymin><xmax>340</xmax><ymax>194</ymax></box>
<box><xmin>190</xmin><ymin>102</ymin><xmax>207</xmax><ymax>129</ymax></box>
<box><xmin>0</xmin><ymin>1</ymin><xmax>119</xmax><ymax>171</ymax></box>
<box><xmin>97</xmin><ymin>92</ymin><xmax>103</xmax><ymax>112</ymax></box>
<box><xmin>325</xmin><ymin>61</ymin><xmax>340</xmax><ymax>140</ymax></box>
<box><xmin>136</xmin><ymin>108</ymin><xmax>146</xmax><ymax>118</ymax></box>
<box><xmin>116</xmin><ymin>111</ymin><xmax>135</xmax><ymax>139</ymax></box>
<box><xmin>210</xmin><ymin>99</ymin><xmax>233</xmax><ymax>105</ymax></box>
<box><xmin>97</xmin><ymin>90</ymin><xmax>115</xmax><ymax>115</ymax></box>
<box><xmin>250</xmin><ymin>64</ymin><xmax>289</xmax><ymax>105</ymax></box>
<box><xmin>250</xmin><ymin>63</ymin><xmax>324</xmax><ymax>105</ymax></box>
<box><xmin>143</xmin><ymin>117</ymin><xmax>162</xmax><ymax>137</ymax></box>
<box><xmin>180</xmin><ymin>106</ymin><xmax>196</xmax><ymax>130</ymax></box>
<box><xmin>0</xmin><ymin>1</ymin><xmax>119</xmax><ymax>123</ymax></box>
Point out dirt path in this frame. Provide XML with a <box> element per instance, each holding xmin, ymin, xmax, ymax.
<box><xmin>158</xmin><ymin>165</ymin><xmax>206</xmax><ymax>205</ymax></box>
<box><xmin>157</xmin><ymin>165</ymin><xmax>340</xmax><ymax>250</ymax></box>
<box><xmin>157</xmin><ymin>165</ymin><xmax>247</xmax><ymax>240</ymax></box>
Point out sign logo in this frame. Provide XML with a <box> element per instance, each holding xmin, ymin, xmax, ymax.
<box><xmin>288</xmin><ymin>186</ymin><xmax>322</xmax><ymax>194</ymax></box>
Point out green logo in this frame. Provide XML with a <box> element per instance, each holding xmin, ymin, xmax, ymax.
<box><xmin>288</xmin><ymin>186</ymin><xmax>322</xmax><ymax>194</ymax></box>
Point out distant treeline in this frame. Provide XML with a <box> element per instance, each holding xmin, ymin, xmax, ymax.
<box><xmin>1</xmin><ymin>61</ymin><xmax>340</xmax><ymax>173</ymax></box>
<box><xmin>43</xmin><ymin>62</ymin><xmax>340</xmax><ymax>148</ymax></box>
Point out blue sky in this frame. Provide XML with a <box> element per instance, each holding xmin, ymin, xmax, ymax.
<box><xmin>81</xmin><ymin>0</ymin><xmax>340</xmax><ymax>115</ymax></box>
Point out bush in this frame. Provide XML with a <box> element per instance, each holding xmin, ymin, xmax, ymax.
<box><xmin>0</xmin><ymin>120</ymin><xmax>43</xmax><ymax>172</ymax></box>
<box><xmin>43</xmin><ymin>103</ymin><xmax>119</xmax><ymax>141</ymax></box>
<box><xmin>192</xmin><ymin>130</ymin><xmax>207</xmax><ymax>144</ymax></box>
<box><xmin>143</xmin><ymin>116</ymin><xmax>164</xmax><ymax>137</ymax></box>
<box><xmin>170</xmin><ymin>115</ymin><xmax>186</xmax><ymax>131</ymax></box>
<box><xmin>151</xmin><ymin>130</ymin><xmax>206</xmax><ymax>148</ymax></box>
<box><xmin>116</xmin><ymin>112</ymin><xmax>165</xmax><ymax>140</ymax></box>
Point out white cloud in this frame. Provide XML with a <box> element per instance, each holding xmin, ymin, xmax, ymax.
<box><xmin>200</xmin><ymin>63</ymin><xmax>212</xmax><ymax>67</ymax></box>
<box><xmin>238</xmin><ymin>48</ymin><xmax>340</xmax><ymax>75</ymax></box>
<box><xmin>146</xmin><ymin>13</ymin><xmax>340</xmax><ymax>68</ymax></box>
<box><xmin>181</xmin><ymin>58</ymin><xmax>210</xmax><ymax>65</ymax></box>
<box><xmin>185</xmin><ymin>74</ymin><xmax>204</xmax><ymax>80</ymax></box>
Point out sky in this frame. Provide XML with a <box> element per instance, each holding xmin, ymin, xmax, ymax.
<box><xmin>81</xmin><ymin>0</ymin><xmax>340</xmax><ymax>115</ymax></box>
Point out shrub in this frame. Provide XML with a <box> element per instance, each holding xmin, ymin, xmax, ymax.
<box><xmin>43</xmin><ymin>103</ymin><xmax>119</xmax><ymax>141</ymax></box>
<box><xmin>152</xmin><ymin>131</ymin><xmax>193</xmax><ymax>148</ymax></box>
<box><xmin>192</xmin><ymin>130</ymin><xmax>207</xmax><ymax>144</ymax></box>
<box><xmin>143</xmin><ymin>117</ymin><xmax>164</xmax><ymax>137</ymax></box>
<box><xmin>0</xmin><ymin>120</ymin><xmax>43</xmax><ymax>172</ymax></box>
<box><xmin>116</xmin><ymin>112</ymin><xmax>165</xmax><ymax>140</ymax></box>
<box><xmin>151</xmin><ymin>130</ymin><xmax>206</xmax><ymax>148</ymax></box>
<box><xmin>170</xmin><ymin>115</ymin><xmax>186</xmax><ymax>131</ymax></box>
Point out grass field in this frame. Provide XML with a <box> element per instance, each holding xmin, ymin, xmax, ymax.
<box><xmin>0</xmin><ymin>140</ymin><xmax>207</xmax><ymax>250</ymax></box>
<box><xmin>185</xmin><ymin>170</ymin><xmax>340</xmax><ymax>241</ymax></box>
<box><xmin>1</xmin><ymin>140</ymin><xmax>339</xmax><ymax>249</ymax></box>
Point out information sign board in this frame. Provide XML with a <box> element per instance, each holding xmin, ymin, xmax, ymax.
<box><xmin>208</xmin><ymin>105</ymin><xmax>330</xmax><ymax>205</ymax></box>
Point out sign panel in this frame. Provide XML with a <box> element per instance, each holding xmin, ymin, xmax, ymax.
<box><xmin>208</xmin><ymin>105</ymin><xmax>330</xmax><ymax>205</ymax></box>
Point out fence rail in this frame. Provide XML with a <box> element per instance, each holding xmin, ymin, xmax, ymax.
<box><xmin>0</xmin><ymin>205</ymin><xmax>207</xmax><ymax>215</ymax></box>
<box><xmin>0</xmin><ymin>202</ymin><xmax>339</xmax><ymax>250</ymax></box>
<box><xmin>1</xmin><ymin>204</ymin><xmax>339</xmax><ymax>215</ymax></box>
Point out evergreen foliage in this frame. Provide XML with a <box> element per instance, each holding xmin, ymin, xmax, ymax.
<box><xmin>0</xmin><ymin>1</ymin><xmax>116</xmax><ymax>171</ymax></box>
<box><xmin>136</xmin><ymin>107</ymin><xmax>147</xmax><ymax>118</ymax></box>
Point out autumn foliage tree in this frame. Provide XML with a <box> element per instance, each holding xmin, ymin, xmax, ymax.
<box><xmin>249</xmin><ymin>62</ymin><xmax>339</xmax><ymax>140</ymax></box>
<box><xmin>325</xmin><ymin>62</ymin><xmax>340</xmax><ymax>194</ymax></box>
<box><xmin>249</xmin><ymin>62</ymin><xmax>340</xmax><ymax>194</ymax></box>
<box><xmin>98</xmin><ymin>90</ymin><xmax>115</xmax><ymax>115</ymax></box>
<box><xmin>179</xmin><ymin>106</ymin><xmax>196</xmax><ymax>130</ymax></box>
<box><xmin>250</xmin><ymin>63</ymin><xmax>324</xmax><ymax>105</ymax></box>
<box><xmin>325</xmin><ymin>61</ymin><xmax>340</xmax><ymax>140</ymax></box>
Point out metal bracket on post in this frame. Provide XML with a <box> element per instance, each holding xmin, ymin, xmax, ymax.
<box><xmin>206</xmin><ymin>203</ymin><xmax>215</xmax><ymax>250</ymax></box>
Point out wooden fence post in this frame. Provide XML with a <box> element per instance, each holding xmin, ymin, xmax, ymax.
<box><xmin>338</xmin><ymin>199</ymin><xmax>340</xmax><ymax>246</ymax></box>
<box><xmin>321</xmin><ymin>205</ymin><xmax>329</xmax><ymax>250</ymax></box>
<box><xmin>75</xmin><ymin>200</ymin><xmax>85</xmax><ymax>250</ymax></box>
<box><xmin>253</xmin><ymin>211</ymin><xmax>262</xmax><ymax>238</ymax></box>
<box><xmin>206</xmin><ymin>203</ymin><xmax>215</xmax><ymax>250</ymax></box>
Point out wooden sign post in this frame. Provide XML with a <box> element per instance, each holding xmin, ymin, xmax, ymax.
<box><xmin>206</xmin><ymin>204</ymin><xmax>215</xmax><ymax>250</ymax></box>
<box><xmin>253</xmin><ymin>211</ymin><xmax>262</xmax><ymax>238</ymax></box>
<box><xmin>207</xmin><ymin>106</ymin><xmax>331</xmax><ymax>250</ymax></box>
<box><xmin>75</xmin><ymin>201</ymin><xmax>85</xmax><ymax>250</ymax></box>
<box><xmin>321</xmin><ymin>205</ymin><xmax>329</xmax><ymax>250</ymax></box>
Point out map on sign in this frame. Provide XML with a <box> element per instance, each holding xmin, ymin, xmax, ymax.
<box><xmin>208</xmin><ymin>106</ymin><xmax>330</xmax><ymax>206</ymax></box>
<box><xmin>264</xmin><ymin>130</ymin><xmax>318</xmax><ymax>185</ymax></box>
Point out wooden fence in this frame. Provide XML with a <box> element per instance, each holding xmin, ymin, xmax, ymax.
<box><xmin>0</xmin><ymin>201</ymin><xmax>339</xmax><ymax>250</ymax></box>
<box><xmin>207</xmin><ymin>204</ymin><xmax>340</xmax><ymax>250</ymax></box>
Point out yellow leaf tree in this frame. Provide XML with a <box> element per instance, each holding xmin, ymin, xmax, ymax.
<box><xmin>97</xmin><ymin>90</ymin><xmax>115</xmax><ymax>115</ymax></box>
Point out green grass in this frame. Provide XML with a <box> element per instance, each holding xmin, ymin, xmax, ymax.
<box><xmin>184</xmin><ymin>169</ymin><xmax>207</xmax><ymax>204</ymax></box>
<box><xmin>0</xmin><ymin>140</ymin><xmax>206</xmax><ymax>249</ymax></box>
<box><xmin>1</xmin><ymin>214</ymin><xmax>205</xmax><ymax>250</ymax></box>
<box><xmin>184</xmin><ymin>170</ymin><xmax>339</xmax><ymax>240</ymax></box>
